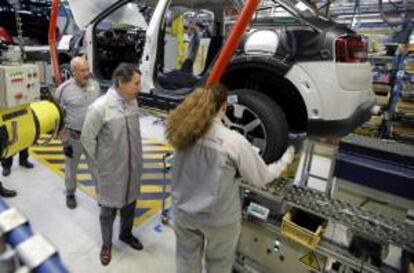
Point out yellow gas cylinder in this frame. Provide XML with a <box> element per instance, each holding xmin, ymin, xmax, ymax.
<box><xmin>0</xmin><ymin>100</ymin><xmax>62</xmax><ymax>159</ymax></box>
<box><xmin>0</xmin><ymin>104</ymin><xmax>37</xmax><ymax>158</ymax></box>
<box><xmin>30</xmin><ymin>100</ymin><xmax>63</xmax><ymax>136</ymax></box>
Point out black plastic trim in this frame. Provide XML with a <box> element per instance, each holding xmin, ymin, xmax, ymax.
<box><xmin>31</xmin><ymin>109</ymin><xmax>41</xmax><ymax>146</ymax></box>
<box><xmin>307</xmin><ymin>99</ymin><xmax>375</xmax><ymax>137</ymax></box>
<box><xmin>225</xmin><ymin>55</ymin><xmax>291</xmax><ymax>76</ymax></box>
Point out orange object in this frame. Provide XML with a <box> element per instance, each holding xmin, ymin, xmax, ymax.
<box><xmin>14</xmin><ymin>93</ymin><xmax>23</xmax><ymax>100</ymax></box>
<box><xmin>206</xmin><ymin>0</ymin><xmax>260</xmax><ymax>85</ymax></box>
<box><xmin>49</xmin><ymin>0</ymin><xmax>62</xmax><ymax>85</ymax></box>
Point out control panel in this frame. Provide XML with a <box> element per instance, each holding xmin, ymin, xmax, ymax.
<box><xmin>0</xmin><ymin>65</ymin><xmax>40</xmax><ymax>107</ymax></box>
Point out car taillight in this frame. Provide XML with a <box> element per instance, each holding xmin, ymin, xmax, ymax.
<box><xmin>335</xmin><ymin>36</ymin><xmax>368</xmax><ymax>63</ymax></box>
<box><xmin>0</xmin><ymin>27</ymin><xmax>13</xmax><ymax>44</ymax></box>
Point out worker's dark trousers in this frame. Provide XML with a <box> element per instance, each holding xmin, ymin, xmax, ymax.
<box><xmin>2</xmin><ymin>149</ymin><xmax>29</xmax><ymax>169</ymax></box>
<box><xmin>99</xmin><ymin>201</ymin><xmax>136</xmax><ymax>247</ymax></box>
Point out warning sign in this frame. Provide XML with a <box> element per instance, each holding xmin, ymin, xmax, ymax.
<box><xmin>299</xmin><ymin>252</ymin><xmax>321</xmax><ymax>271</ymax></box>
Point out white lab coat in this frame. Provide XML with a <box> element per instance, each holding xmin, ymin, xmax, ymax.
<box><xmin>81</xmin><ymin>88</ymin><xmax>143</xmax><ymax>208</ymax></box>
<box><xmin>172</xmin><ymin>118</ymin><xmax>293</xmax><ymax>227</ymax></box>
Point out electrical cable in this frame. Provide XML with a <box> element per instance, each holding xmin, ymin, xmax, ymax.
<box><xmin>359</xmin><ymin>258</ymin><xmax>366</xmax><ymax>273</ymax></box>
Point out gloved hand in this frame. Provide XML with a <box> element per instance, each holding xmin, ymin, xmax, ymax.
<box><xmin>251</xmin><ymin>145</ymin><xmax>261</xmax><ymax>154</ymax></box>
<box><xmin>63</xmin><ymin>143</ymin><xmax>73</xmax><ymax>158</ymax></box>
<box><xmin>267</xmin><ymin>146</ymin><xmax>296</xmax><ymax>180</ymax></box>
<box><xmin>280</xmin><ymin>146</ymin><xmax>295</xmax><ymax>165</ymax></box>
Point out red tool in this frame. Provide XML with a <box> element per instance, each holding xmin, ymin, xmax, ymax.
<box><xmin>49</xmin><ymin>0</ymin><xmax>62</xmax><ymax>85</ymax></box>
<box><xmin>206</xmin><ymin>0</ymin><xmax>260</xmax><ymax>85</ymax></box>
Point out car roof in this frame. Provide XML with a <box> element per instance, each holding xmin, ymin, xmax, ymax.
<box><xmin>68</xmin><ymin>0</ymin><xmax>235</xmax><ymax>28</ymax></box>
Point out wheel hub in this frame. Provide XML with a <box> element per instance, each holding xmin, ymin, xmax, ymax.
<box><xmin>224</xmin><ymin>103</ymin><xmax>267</xmax><ymax>153</ymax></box>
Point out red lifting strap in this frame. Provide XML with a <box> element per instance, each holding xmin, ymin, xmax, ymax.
<box><xmin>49</xmin><ymin>0</ymin><xmax>62</xmax><ymax>85</ymax></box>
<box><xmin>206</xmin><ymin>0</ymin><xmax>260</xmax><ymax>86</ymax></box>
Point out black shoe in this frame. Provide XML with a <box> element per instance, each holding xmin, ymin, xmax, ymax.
<box><xmin>119</xmin><ymin>234</ymin><xmax>143</xmax><ymax>251</ymax></box>
<box><xmin>100</xmin><ymin>245</ymin><xmax>112</xmax><ymax>266</ymax></box>
<box><xmin>66</xmin><ymin>194</ymin><xmax>77</xmax><ymax>209</ymax></box>
<box><xmin>20</xmin><ymin>161</ymin><xmax>34</xmax><ymax>169</ymax></box>
<box><xmin>2</xmin><ymin>168</ymin><xmax>11</xmax><ymax>177</ymax></box>
<box><xmin>0</xmin><ymin>182</ymin><xmax>17</xmax><ymax>198</ymax></box>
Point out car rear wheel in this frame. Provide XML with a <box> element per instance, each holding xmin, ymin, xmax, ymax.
<box><xmin>224</xmin><ymin>89</ymin><xmax>289</xmax><ymax>163</ymax></box>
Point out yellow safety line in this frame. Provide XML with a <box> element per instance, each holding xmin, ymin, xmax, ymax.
<box><xmin>48</xmin><ymin>163</ymin><xmax>90</xmax><ymax>170</ymax></box>
<box><xmin>29</xmin><ymin>140</ymin><xmax>173</xmax><ymax>227</ymax></box>
<box><xmin>29</xmin><ymin>150</ymin><xmax>64</xmax><ymax>177</ymax></box>
<box><xmin>30</xmin><ymin>154</ymin><xmax>65</xmax><ymax>160</ymax></box>
<box><xmin>144</xmin><ymin>162</ymin><xmax>165</xmax><ymax>168</ymax></box>
<box><xmin>31</xmin><ymin>146</ymin><xmax>63</xmax><ymax>152</ymax></box>
<box><xmin>143</xmin><ymin>154</ymin><xmax>167</xmax><ymax>159</ymax></box>
<box><xmin>141</xmin><ymin>185</ymin><xmax>171</xmax><ymax>193</ymax></box>
<box><xmin>142</xmin><ymin>173</ymin><xmax>172</xmax><ymax>180</ymax></box>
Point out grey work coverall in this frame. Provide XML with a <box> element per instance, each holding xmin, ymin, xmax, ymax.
<box><xmin>172</xmin><ymin>118</ymin><xmax>286</xmax><ymax>273</ymax></box>
<box><xmin>81</xmin><ymin>87</ymin><xmax>144</xmax><ymax>247</ymax></box>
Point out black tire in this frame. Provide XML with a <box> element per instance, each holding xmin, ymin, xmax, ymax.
<box><xmin>60</xmin><ymin>63</ymin><xmax>72</xmax><ymax>82</ymax></box>
<box><xmin>225</xmin><ymin>89</ymin><xmax>289</xmax><ymax>163</ymax></box>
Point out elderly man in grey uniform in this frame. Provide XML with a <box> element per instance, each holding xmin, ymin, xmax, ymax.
<box><xmin>81</xmin><ymin>63</ymin><xmax>144</xmax><ymax>266</ymax></box>
<box><xmin>55</xmin><ymin>57</ymin><xmax>100</xmax><ymax>209</ymax></box>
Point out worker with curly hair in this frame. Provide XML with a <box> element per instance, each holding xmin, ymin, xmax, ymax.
<box><xmin>166</xmin><ymin>84</ymin><xmax>295</xmax><ymax>273</ymax></box>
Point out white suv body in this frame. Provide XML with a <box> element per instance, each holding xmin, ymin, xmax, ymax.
<box><xmin>68</xmin><ymin>0</ymin><xmax>376</xmax><ymax>162</ymax></box>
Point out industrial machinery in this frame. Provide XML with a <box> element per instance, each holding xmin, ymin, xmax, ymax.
<box><xmin>43</xmin><ymin>1</ymin><xmax>414</xmax><ymax>273</ymax></box>
<box><xmin>235</xmin><ymin>134</ymin><xmax>414</xmax><ymax>273</ymax></box>
<box><xmin>0</xmin><ymin>62</ymin><xmax>64</xmax><ymax>272</ymax></box>
<box><xmin>0</xmin><ymin>6</ymin><xmax>64</xmax><ymax>269</ymax></box>
<box><xmin>0</xmin><ymin>53</ymin><xmax>64</xmax><ymax>272</ymax></box>
<box><xmin>0</xmin><ymin>46</ymin><xmax>63</xmax><ymax>159</ymax></box>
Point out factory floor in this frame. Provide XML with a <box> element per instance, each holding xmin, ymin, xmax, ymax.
<box><xmin>2</xmin><ymin>115</ymin><xmax>334</xmax><ymax>273</ymax></box>
<box><xmin>3</xmin><ymin>115</ymin><xmax>175</xmax><ymax>273</ymax></box>
<box><xmin>4</xmin><ymin>162</ymin><xmax>176</xmax><ymax>273</ymax></box>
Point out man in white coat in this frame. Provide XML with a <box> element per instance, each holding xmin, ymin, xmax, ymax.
<box><xmin>81</xmin><ymin>63</ymin><xmax>144</xmax><ymax>266</ymax></box>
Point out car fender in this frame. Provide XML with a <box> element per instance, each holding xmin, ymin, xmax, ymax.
<box><xmin>224</xmin><ymin>56</ymin><xmax>321</xmax><ymax>119</ymax></box>
<box><xmin>284</xmin><ymin>63</ymin><xmax>324</xmax><ymax>119</ymax></box>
